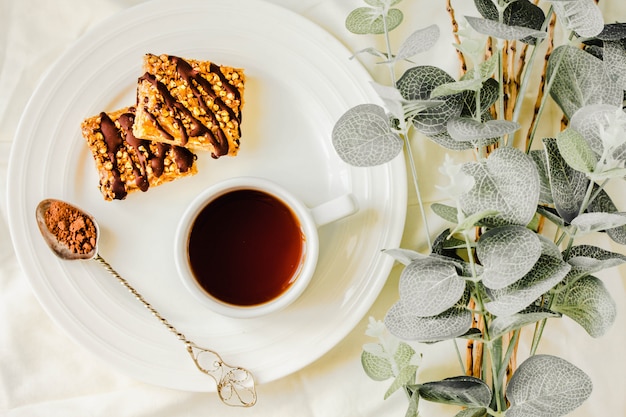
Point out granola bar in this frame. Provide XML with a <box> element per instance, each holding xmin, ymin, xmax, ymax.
<box><xmin>133</xmin><ymin>53</ymin><xmax>245</xmax><ymax>157</ymax></box>
<box><xmin>81</xmin><ymin>106</ymin><xmax>197</xmax><ymax>201</ymax></box>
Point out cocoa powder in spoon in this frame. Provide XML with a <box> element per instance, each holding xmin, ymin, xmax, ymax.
<box><xmin>44</xmin><ymin>200</ymin><xmax>97</xmax><ymax>255</ymax></box>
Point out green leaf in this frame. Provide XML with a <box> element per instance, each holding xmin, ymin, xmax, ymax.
<box><xmin>345</xmin><ymin>7</ymin><xmax>403</xmax><ymax>35</ymax></box>
<box><xmin>405</xmin><ymin>387</ymin><xmax>420</xmax><ymax>417</ymax></box>
<box><xmin>474</xmin><ymin>0</ymin><xmax>546</xmax><ymax>44</ymax></box>
<box><xmin>566</xmin><ymin>243</ymin><xmax>626</xmax><ymax>262</ymax></box>
<box><xmin>507</xmin><ymin>354</ymin><xmax>592</xmax><ymax>417</ymax></box>
<box><xmin>431</xmin><ymin>79</ymin><xmax>483</xmax><ymax>98</ymax></box>
<box><xmin>369</xmin><ymin>82</ymin><xmax>405</xmax><ymax>121</ymax></box>
<box><xmin>385</xmin><ymin>299</ymin><xmax>472</xmax><ymax>342</ymax></box>
<box><xmin>441</xmin><ymin>236</ymin><xmax>468</xmax><ymax>251</ymax></box>
<box><xmin>548</xmin><ymin>45</ymin><xmax>622</xmax><ymax>120</ymax></box>
<box><xmin>543</xmin><ymin>137</ymin><xmax>589</xmax><ymax>223</ymax></box>
<box><xmin>361</xmin><ymin>340</ymin><xmax>416</xmax><ymax>382</ymax></box>
<box><xmin>392</xmin><ymin>24</ymin><xmax>440</xmax><ymax>62</ymax></box>
<box><xmin>418</xmin><ymin>376</ymin><xmax>492</xmax><ymax>407</ymax></box>
<box><xmin>394</xmin><ymin>341</ymin><xmax>416</xmax><ymax>369</ymax></box>
<box><xmin>350</xmin><ymin>47</ymin><xmax>388</xmax><ymax>61</ymax></box>
<box><xmin>548</xmin><ymin>0</ymin><xmax>604</xmax><ymax>37</ymax></box>
<box><xmin>529</xmin><ymin>150</ymin><xmax>554</xmax><ymax>205</ymax></box>
<box><xmin>485</xmin><ymin>236</ymin><xmax>571</xmax><ymax>316</ymax></box>
<box><xmin>457</xmin><ymin>327</ymin><xmax>483</xmax><ymax>341</ymax></box>
<box><xmin>361</xmin><ymin>350</ymin><xmax>394</xmax><ymax>381</ymax></box>
<box><xmin>383</xmin><ymin>248</ymin><xmax>427</xmax><ymax>266</ymax></box>
<box><xmin>569</xmin><ymin>104</ymin><xmax>626</xmax><ymax>164</ymax></box>
<box><xmin>556</xmin><ymin>128</ymin><xmax>597</xmax><ymax>174</ymax></box>
<box><xmin>450</xmin><ymin>209</ymin><xmax>499</xmax><ymax>235</ymax></box>
<box><xmin>564</xmin><ymin>244</ymin><xmax>626</xmax><ymax>281</ymax></box>
<box><xmin>590</xmin><ymin>167</ymin><xmax>626</xmax><ymax>181</ymax></box>
<box><xmin>385</xmin><ymin>365</ymin><xmax>418</xmax><ymax>399</ymax></box>
<box><xmin>332</xmin><ymin>104</ymin><xmax>403</xmax><ymax>167</ymax></box>
<box><xmin>465</xmin><ymin>16</ymin><xmax>546</xmax><ymax>40</ymax></box>
<box><xmin>603</xmin><ymin>40</ymin><xmax>626</xmax><ymax>90</ymax></box>
<box><xmin>586</xmin><ymin>187</ymin><xmax>626</xmax><ymax>245</ymax></box>
<box><xmin>570</xmin><ymin>212</ymin><xmax>626</xmax><ymax>235</ymax></box>
<box><xmin>552</xmin><ymin>275</ymin><xmax>617</xmax><ymax>338</ymax></box>
<box><xmin>431</xmin><ymin>203</ymin><xmax>459</xmax><ymax>223</ymax></box>
<box><xmin>461</xmin><ymin>54</ymin><xmax>499</xmax><ymax>82</ymax></box>
<box><xmin>427</xmin><ymin>129</ymin><xmax>499</xmax><ymax>150</ymax></box>
<box><xmin>447</xmin><ymin>118</ymin><xmax>520</xmax><ymax>142</ymax></box>
<box><xmin>476</xmin><ymin>225</ymin><xmax>542</xmax><ymax>290</ymax></box>
<box><xmin>473</xmin><ymin>0</ymin><xmax>498</xmax><ymax>20</ymax></box>
<box><xmin>430</xmin><ymin>229</ymin><xmax>469</xmax><ymax>253</ymax></box>
<box><xmin>397</xmin><ymin>66</ymin><xmax>464</xmax><ymax>135</ymax></box>
<box><xmin>596</xmin><ymin>22</ymin><xmax>626</xmax><ymax>40</ymax></box>
<box><xmin>402</xmin><ymin>99</ymin><xmax>447</xmax><ymax>121</ymax></box>
<box><xmin>489</xmin><ymin>306</ymin><xmax>560</xmax><ymax>339</ymax></box>
<box><xmin>460</xmin><ymin>78</ymin><xmax>500</xmax><ymax>118</ymax></box>
<box><xmin>399</xmin><ymin>258</ymin><xmax>466</xmax><ymax>317</ymax></box>
<box><xmin>453</xmin><ymin>408</ymin><xmax>488</xmax><ymax>417</ymax></box>
<box><xmin>460</xmin><ymin>147</ymin><xmax>540</xmax><ymax>227</ymax></box>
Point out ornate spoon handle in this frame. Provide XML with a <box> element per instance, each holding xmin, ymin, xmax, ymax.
<box><xmin>93</xmin><ymin>254</ymin><xmax>257</xmax><ymax>407</ymax></box>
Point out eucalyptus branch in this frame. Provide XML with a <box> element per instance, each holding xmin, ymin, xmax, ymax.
<box><xmin>503</xmin><ymin>330</ymin><xmax>521</xmax><ymax>382</ymax></box>
<box><xmin>343</xmin><ymin>1</ymin><xmax>621</xmax><ymax>416</ymax></box>
<box><xmin>381</xmin><ymin>4</ymin><xmax>397</xmax><ymax>86</ymax></box>
<box><xmin>525</xmin><ymin>11</ymin><xmax>557</xmax><ymax>152</ymax></box>
<box><xmin>513</xmin><ymin>6</ymin><xmax>554</xmax><ymax>126</ymax></box>
<box><xmin>488</xmin><ymin>338</ymin><xmax>505</xmax><ymax>411</ymax></box>
<box><xmin>453</xmin><ymin>339</ymin><xmax>466</xmax><ymax>375</ymax></box>
<box><xmin>525</xmin><ymin>44</ymin><xmax>561</xmax><ymax>151</ymax></box>
<box><xmin>403</xmin><ymin>129</ymin><xmax>433</xmax><ymax>251</ymax></box>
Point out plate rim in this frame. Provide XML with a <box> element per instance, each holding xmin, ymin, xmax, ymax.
<box><xmin>6</xmin><ymin>0</ymin><xmax>407</xmax><ymax>391</ymax></box>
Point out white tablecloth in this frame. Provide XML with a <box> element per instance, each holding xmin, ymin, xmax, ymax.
<box><xmin>1</xmin><ymin>1</ymin><xmax>625</xmax><ymax>416</ymax></box>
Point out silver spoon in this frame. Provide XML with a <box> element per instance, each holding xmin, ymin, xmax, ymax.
<box><xmin>35</xmin><ymin>198</ymin><xmax>257</xmax><ymax>407</ymax></box>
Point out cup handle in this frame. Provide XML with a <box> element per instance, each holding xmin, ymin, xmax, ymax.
<box><xmin>310</xmin><ymin>194</ymin><xmax>358</xmax><ymax>227</ymax></box>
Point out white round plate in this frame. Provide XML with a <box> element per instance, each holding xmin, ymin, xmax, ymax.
<box><xmin>7</xmin><ymin>0</ymin><xmax>406</xmax><ymax>391</ymax></box>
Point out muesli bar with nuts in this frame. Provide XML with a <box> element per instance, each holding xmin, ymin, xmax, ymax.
<box><xmin>81</xmin><ymin>106</ymin><xmax>197</xmax><ymax>201</ymax></box>
<box><xmin>133</xmin><ymin>53</ymin><xmax>245</xmax><ymax>158</ymax></box>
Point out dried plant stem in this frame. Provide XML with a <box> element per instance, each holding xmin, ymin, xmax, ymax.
<box><xmin>507</xmin><ymin>41</ymin><xmax>521</xmax><ymax>122</ymax></box>
<box><xmin>525</xmin><ymin>10</ymin><xmax>557</xmax><ymax>151</ymax></box>
<box><xmin>537</xmin><ymin>213</ymin><xmax>546</xmax><ymax>234</ymax></box>
<box><xmin>506</xmin><ymin>330</ymin><xmax>521</xmax><ymax>383</ymax></box>
<box><xmin>502</xmin><ymin>40</ymin><xmax>511</xmax><ymax>120</ymax></box>
<box><xmin>510</xmin><ymin>40</ymin><xmax>530</xmax><ymax>127</ymax></box>
<box><xmin>516</xmin><ymin>42</ymin><xmax>530</xmax><ymax>87</ymax></box>
<box><xmin>472</xmin><ymin>316</ymin><xmax>485</xmax><ymax>378</ymax></box>
<box><xmin>446</xmin><ymin>0</ymin><xmax>467</xmax><ymax>76</ymax></box>
<box><xmin>466</xmin><ymin>299</ymin><xmax>477</xmax><ymax>375</ymax></box>
<box><xmin>465</xmin><ymin>299</ymin><xmax>485</xmax><ymax>378</ymax></box>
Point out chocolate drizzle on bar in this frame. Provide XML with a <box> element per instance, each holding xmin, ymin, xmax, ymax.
<box><xmin>98</xmin><ymin>108</ymin><xmax>195</xmax><ymax>200</ymax></box>
<box><xmin>118</xmin><ymin>111</ymin><xmax>150</xmax><ymax>192</ymax></box>
<box><xmin>99</xmin><ymin>112</ymin><xmax>129</xmax><ymax>200</ymax></box>
<box><xmin>138</xmin><ymin>55</ymin><xmax>242</xmax><ymax>158</ymax></box>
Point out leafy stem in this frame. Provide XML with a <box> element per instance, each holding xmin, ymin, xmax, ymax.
<box><xmin>381</xmin><ymin>4</ymin><xmax>397</xmax><ymax>86</ymax></box>
<box><xmin>404</xmin><ymin>130</ymin><xmax>433</xmax><ymax>250</ymax></box>
<box><xmin>496</xmin><ymin>42</ymin><xmax>506</xmax><ymax>146</ymax></box>
<box><xmin>488</xmin><ymin>337</ymin><xmax>504</xmax><ymax>411</ymax></box>
<box><xmin>525</xmin><ymin>48</ymin><xmax>561</xmax><ymax>152</ymax></box>
<box><xmin>513</xmin><ymin>6</ymin><xmax>554</xmax><ymax>142</ymax></box>
<box><xmin>341</xmin><ymin>1</ymin><xmax>623</xmax><ymax>416</ymax></box>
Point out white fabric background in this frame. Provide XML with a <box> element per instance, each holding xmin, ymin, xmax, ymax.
<box><xmin>1</xmin><ymin>1</ymin><xmax>625</xmax><ymax>416</ymax></box>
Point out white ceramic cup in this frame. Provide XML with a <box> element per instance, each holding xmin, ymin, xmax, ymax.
<box><xmin>174</xmin><ymin>177</ymin><xmax>358</xmax><ymax>318</ymax></box>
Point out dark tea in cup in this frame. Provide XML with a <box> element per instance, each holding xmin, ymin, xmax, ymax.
<box><xmin>175</xmin><ymin>177</ymin><xmax>356</xmax><ymax>318</ymax></box>
<box><xmin>187</xmin><ymin>189</ymin><xmax>305</xmax><ymax>306</ymax></box>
